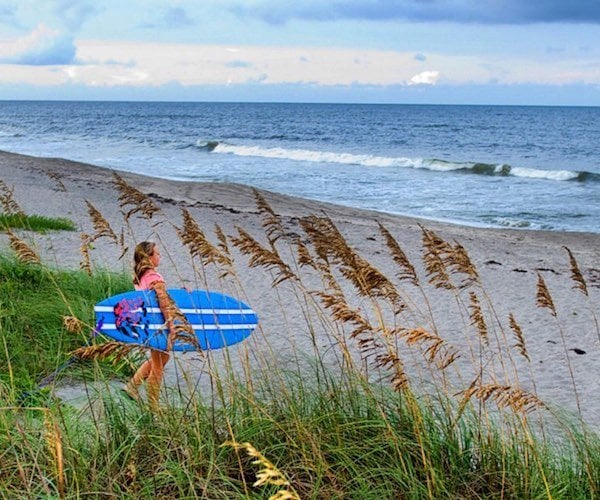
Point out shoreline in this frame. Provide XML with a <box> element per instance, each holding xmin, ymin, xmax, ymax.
<box><xmin>1</xmin><ymin>145</ymin><xmax>598</xmax><ymax>236</ymax></box>
<box><xmin>1</xmin><ymin>149</ymin><xmax>599</xmax><ymax>429</ymax></box>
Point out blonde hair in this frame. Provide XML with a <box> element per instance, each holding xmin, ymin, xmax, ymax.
<box><xmin>133</xmin><ymin>241</ymin><xmax>156</xmax><ymax>285</ymax></box>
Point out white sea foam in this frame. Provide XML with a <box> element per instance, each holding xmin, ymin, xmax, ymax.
<box><xmin>493</xmin><ymin>217</ymin><xmax>533</xmax><ymax>229</ymax></box>
<box><xmin>421</xmin><ymin>159</ymin><xmax>465</xmax><ymax>171</ymax></box>
<box><xmin>509</xmin><ymin>166</ymin><xmax>580</xmax><ymax>181</ymax></box>
<box><xmin>213</xmin><ymin>143</ymin><xmax>416</xmax><ymax>168</ymax></box>
<box><xmin>212</xmin><ymin>143</ymin><xmax>582</xmax><ymax>182</ymax></box>
<box><xmin>0</xmin><ymin>129</ymin><xmax>21</xmax><ymax>137</ymax></box>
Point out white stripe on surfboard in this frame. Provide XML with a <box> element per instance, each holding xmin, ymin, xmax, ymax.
<box><xmin>95</xmin><ymin>306</ymin><xmax>255</xmax><ymax>315</ymax></box>
<box><xmin>101</xmin><ymin>323</ymin><xmax>257</xmax><ymax>331</ymax></box>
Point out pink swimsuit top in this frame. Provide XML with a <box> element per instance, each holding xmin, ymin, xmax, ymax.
<box><xmin>134</xmin><ymin>270</ymin><xmax>164</xmax><ymax>291</ymax></box>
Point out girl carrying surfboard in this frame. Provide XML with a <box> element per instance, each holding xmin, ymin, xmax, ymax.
<box><xmin>124</xmin><ymin>241</ymin><xmax>173</xmax><ymax>408</ymax></box>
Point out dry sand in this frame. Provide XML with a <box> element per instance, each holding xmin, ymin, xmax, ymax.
<box><xmin>1</xmin><ymin>150</ymin><xmax>599</xmax><ymax>429</ymax></box>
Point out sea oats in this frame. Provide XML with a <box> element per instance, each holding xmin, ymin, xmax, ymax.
<box><xmin>254</xmin><ymin>188</ymin><xmax>286</xmax><ymax>245</ymax></box>
<box><xmin>7</xmin><ymin>230</ymin><xmax>40</xmax><ymax>264</ymax></box>
<box><xmin>118</xmin><ymin>228</ymin><xmax>128</xmax><ymax>260</ymax></box>
<box><xmin>223</xmin><ymin>441</ymin><xmax>300</xmax><ymax>499</ymax></box>
<box><xmin>378</xmin><ymin>222</ymin><xmax>419</xmax><ymax>286</ymax></box>
<box><xmin>303</xmin><ymin>215</ymin><xmax>403</xmax><ymax>307</ymax></box>
<box><xmin>295</xmin><ymin>239</ymin><xmax>317</xmax><ymax>269</ymax></box>
<box><xmin>315</xmin><ymin>285</ymin><xmax>410</xmax><ymax>391</ymax></box>
<box><xmin>214</xmin><ymin>224</ymin><xmax>231</xmax><ymax>257</ymax></box>
<box><xmin>231</xmin><ymin>227</ymin><xmax>297</xmax><ymax>285</ymax></box>
<box><xmin>299</xmin><ymin>215</ymin><xmax>336</xmax><ymax>263</ymax></box>
<box><xmin>375</xmin><ymin>352</ymin><xmax>410</xmax><ymax>391</ymax></box>
<box><xmin>314</xmin><ymin>290</ymin><xmax>373</xmax><ymax>338</ymax></box>
<box><xmin>341</xmin><ymin>256</ymin><xmax>402</xmax><ymax>305</ymax></box>
<box><xmin>72</xmin><ymin>341</ymin><xmax>142</xmax><ymax>362</ymax></box>
<box><xmin>46</xmin><ymin>171</ymin><xmax>67</xmax><ymax>192</ymax></box>
<box><xmin>179</xmin><ymin>208</ymin><xmax>221</xmax><ymax>264</ymax></box>
<box><xmin>357</xmin><ymin>335</ymin><xmax>384</xmax><ymax>355</ymax></box>
<box><xmin>450</xmin><ymin>242</ymin><xmax>480</xmax><ymax>287</ymax></box>
<box><xmin>79</xmin><ymin>233</ymin><xmax>93</xmax><ymax>275</ymax></box>
<box><xmin>564</xmin><ymin>246</ymin><xmax>588</xmax><ymax>297</ymax></box>
<box><xmin>178</xmin><ymin>210</ymin><xmax>234</xmax><ymax>277</ymax></box>
<box><xmin>461</xmin><ymin>384</ymin><xmax>545</xmax><ymax>414</ymax></box>
<box><xmin>44</xmin><ymin>414</ymin><xmax>65</xmax><ymax>498</ymax></box>
<box><xmin>420</xmin><ymin>225</ymin><xmax>454</xmax><ymax>290</ymax></box>
<box><xmin>214</xmin><ymin>224</ymin><xmax>235</xmax><ymax>274</ymax></box>
<box><xmin>420</xmin><ymin>225</ymin><xmax>480</xmax><ymax>289</ymax></box>
<box><xmin>536</xmin><ymin>273</ymin><xmax>557</xmax><ymax>317</ymax></box>
<box><xmin>112</xmin><ymin>171</ymin><xmax>161</xmax><ymax>221</ymax></box>
<box><xmin>63</xmin><ymin>315</ymin><xmax>84</xmax><ymax>334</ymax></box>
<box><xmin>469</xmin><ymin>292</ymin><xmax>488</xmax><ymax>346</ymax></box>
<box><xmin>153</xmin><ymin>283</ymin><xmax>201</xmax><ymax>352</ymax></box>
<box><xmin>508</xmin><ymin>313</ymin><xmax>530</xmax><ymax>361</ymax></box>
<box><xmin>85</xmin><ymin>200</ymin><xmax>118</xmax><ymax>243</ymax></box>
<box><xmin>401</xmin><ymin>327</ymin><xmax>460</xmax><ymax>369</ymax></box>
<box><xmin>0</xmin><ymin>180</ymin><xmax>25</xmax><ymax>216</ymax></box>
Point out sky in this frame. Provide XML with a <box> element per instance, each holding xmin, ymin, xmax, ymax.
<box><xmin>0</xmin><ymin>1</ymin><xmax>599</xmax><ymax>105</ymax></box>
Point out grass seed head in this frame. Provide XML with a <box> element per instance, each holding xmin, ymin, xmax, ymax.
<box><xmin>7</xmin><ymin>230</ymin><xmax>41</xmax><ymax>264</ymax></box>
<box><xmin>536</xmin><ymin>273</ymin><xmax>557</xmax><ymax>316</ymax></box>
<box><xmin>231</xmin><ymin>227</ymin><xmax>298</xmax><ymax>285</ymax></box>
<box><xmin>254</xmin><ymin>188</ymin><xmax>286</xmax><ymax>245</ymax></box>
<box><xmin>564</xmin><ymin>246</ymin><xmax>588</xmax><ymax>297</ymax></box>
<box><xmin>85</xmin><ymin>200</ymin><xmax>118</xmax><ymax>243</ymax></box>
<box><xmin>401</xmin><ymin>327</ymin><xmax>460</xmax><ymax>369</ymax></box>
<box><xmin>44</xmin><ymin>414</ymin><xmax>65</xmax><ymax>498</ymax></box>
<box><xmin>79</xmin><ymin>233</ymin><xmax>93</xmax><ymax>275</ymax></box>
<box><xmin>222</xmin><ymin>441</ymin><xmax>300</xmax><ymax>499</ymax></box>
<box><xmin>461</xmin><ymin>384</ymin><xmax>546</xmax><ymax>414</ymax></box>
<box><xmin>509</xmin><ymin>313</ymin><xmax>530</xmax><ymax>361</ymax></box>
<box><xmin>46</xmin><ymin>171</ymin><xmax>68</xmax><ymax>192</ymax></box>
<box><xmin>378</xmin><ymin>222</ymin><xmax>419</xmax><ymax>286</ymax></box>
<box><xmin>72</xmin><ymin>341</ymin><xmax>141</xmax><ymax>363</ymax></box>
<box><xmin>63</xmin><ymin>315</ymin><xmax>84</xmax><ymax>334</ymax></box>
<box><xmin>420</xmin><ymin>225</ymin><xmax>454</xmax><ymax>290</ymax></box>
<box><xmin>469</xmin><ymin>292</ymin><xmax>489</xmax><ymax>346</ymax></box>
<box><xmin>0</xmin><ymin>180</ymin><xmax>25</xmax><ymax>216</ymax></box>
<box><xmin>112</xmin><ymin>171</ymin><xmax>161</xmax><ymax>221</ymax></box>
<box><xmin>375</xmin><ymin>352</ymin><xmax>410</xmax><ymax>391</ymax></box>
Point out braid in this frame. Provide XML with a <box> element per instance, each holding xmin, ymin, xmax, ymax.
<box><xmin>133</xmin><ymin>241</ymin><xmax>156</xmax><ymax>285</ymax></box>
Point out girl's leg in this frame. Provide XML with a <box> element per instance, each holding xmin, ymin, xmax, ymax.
<box><xmin>147</xmin><ymin>350</ymin><xmax>170</xmax><ymax>409</ymax></box>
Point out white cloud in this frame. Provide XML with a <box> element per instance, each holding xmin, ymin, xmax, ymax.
<box><xmin>68</xmin><ymin>41</ymin><xmax>432</xmax><ymax>87</ymax></box>
<box><xmin>0</xmin><ymin>23</ymin><xmax>76</xmax><ymax>65</ymax></box>
<box><xmin>0</xmin><ymin>38</ymin><xmax>598</xmax><ymax>90</ymax></box>
<box><xmin>408</xmin><ymin>70</ymin><xmax>440</xmax><ymax>85</ymax></box>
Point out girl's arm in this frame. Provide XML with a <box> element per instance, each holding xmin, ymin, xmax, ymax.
<box><xmin>150</xmin><ymin>280</ymin><xmax>175</xmax><ymax>350</ymax></box>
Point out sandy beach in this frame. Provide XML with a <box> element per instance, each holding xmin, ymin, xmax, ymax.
<box><xmin>1</xmin><ymin>149</ymin><xmax>599</xmax><ymax>430</ymax></box>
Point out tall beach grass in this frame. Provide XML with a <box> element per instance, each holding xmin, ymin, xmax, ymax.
<box><xmin>0</xmin><ymin>173</ymin><xmax>598</xmax><ymax>498</ymax></box>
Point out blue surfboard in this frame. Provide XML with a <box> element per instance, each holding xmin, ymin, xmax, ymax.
<box><xmin>94</xmin><ymin>289</ymin><xmax>258</xmax><ymax>352</ymax></box>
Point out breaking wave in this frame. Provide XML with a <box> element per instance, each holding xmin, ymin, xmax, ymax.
<box><xmin>176</xmin><ymin>140</ymin><xmax>220</xmax><ymax>151</ymax></box>
<box><xmin>203</xmin><ymin>141</ymin><xmax>597</xmax><ymax>183</ymax></box>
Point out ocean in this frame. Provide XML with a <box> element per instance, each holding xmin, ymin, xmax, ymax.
<box><xmin>0</xmin><ymin>101</ymin><xmax>598</xmax><ymax>233</ymax></box>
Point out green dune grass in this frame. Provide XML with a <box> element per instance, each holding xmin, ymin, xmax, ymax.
<box><xmin>0</xmin><ymin>175</ymin><xmax>598</xmax><ymax>498</ymax></box>
<box><xmin>0</xmin><ymin>255</ymin><xmax>131</xmax><ymax>392</ymax></box>
<box><xmin>0</xmin><ymin>213</ymin><xmax>77</xmax><ymax>232</ymax></box>
<box><xmin>0</xmin><ymin>248</ymin><xmax>598</xmax><ymax>499</ymax></box>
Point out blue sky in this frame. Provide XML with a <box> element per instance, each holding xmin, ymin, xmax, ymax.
<box><xmin>0</xmin><ymin>1</ymin><xmax>598</xmax><ymax>105</ymax></box>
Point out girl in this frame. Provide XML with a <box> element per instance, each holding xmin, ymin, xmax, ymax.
<box><xmin>124</xmin><ymin>241</ymin><xmax>173</xmax><ymax>408</ymax></box>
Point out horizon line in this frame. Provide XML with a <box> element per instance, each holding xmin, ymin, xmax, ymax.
<box><xmin>1</xmin><ymin>98</ymin><xmax>598</xmax><ymax>108</ymax></box>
